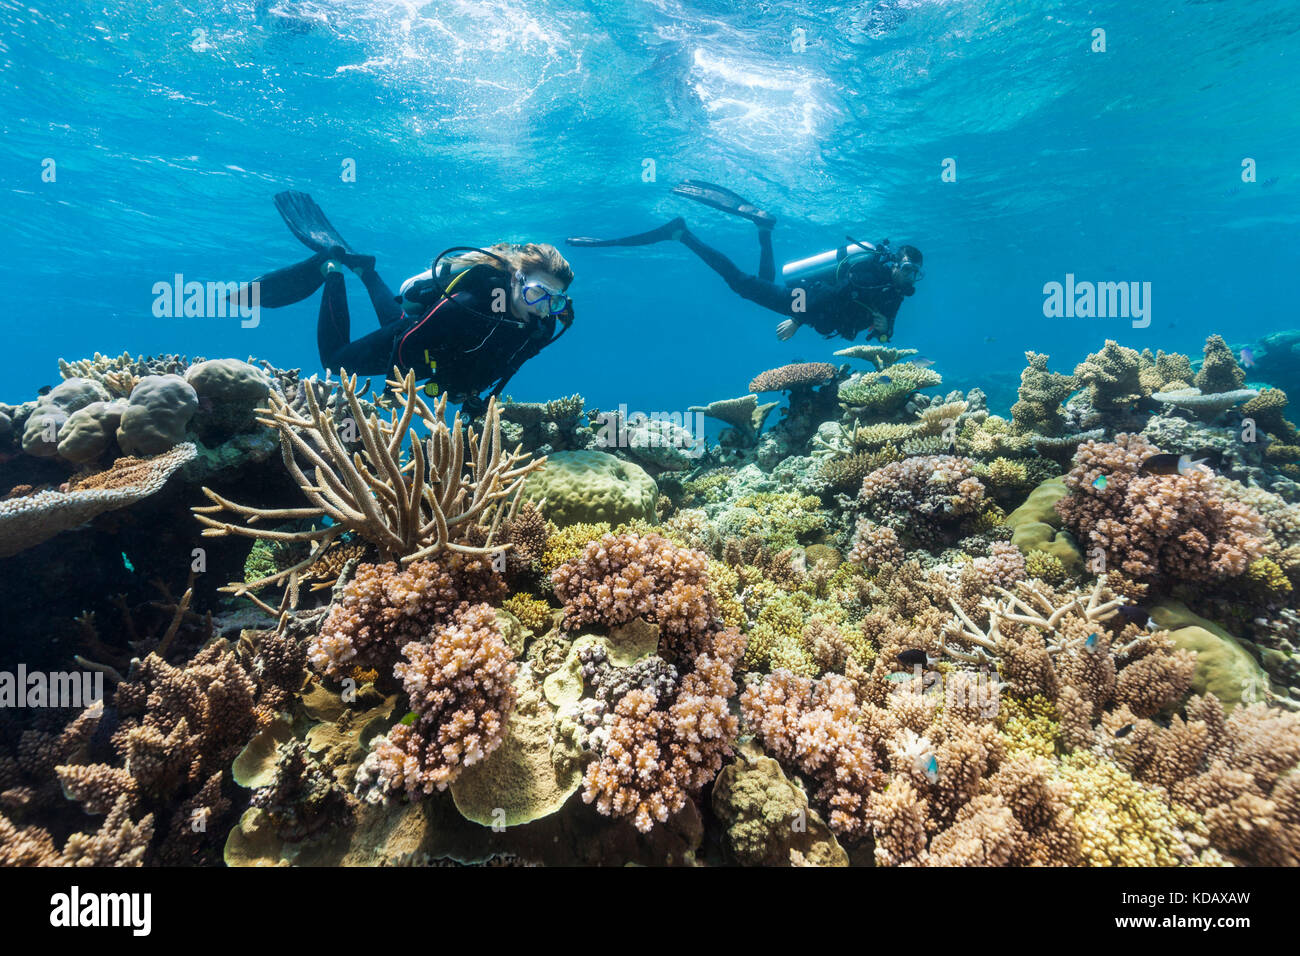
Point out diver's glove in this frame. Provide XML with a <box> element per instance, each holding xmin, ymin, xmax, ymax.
<box><xmin>776</xmin><ymin>319</ymin><xmax>801</xmax><ymax>341</ymax></box>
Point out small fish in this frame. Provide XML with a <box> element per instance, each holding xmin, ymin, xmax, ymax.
<box><xmin>37</xmin><ymin>384</ymin><xmax>52</xmax><ymax>396</ymax></box>
<box><xmin>1116</xmin><ymin>605</ymin><xmax>1151</xmax><ymax>629</ymax></box>
<box><xmin>924</xmin><ymin>754</ymin><xmax>939</xmax><ymax>784</ymax></box>
<box><xmin>1084</xmin><ymin>632</ymin><xmax>1100</xmax><ymax>653</ymax></box>
<box><xmin>1092</xmin><ymin>474</ymin><xmax>1108</xmax><ymax>491</ymax></box>
<box><xmin>878</xmin><ymin>374</ymin><xmax>892</xmax><ymax>384</ymax></box>
<box><xmin>399</xmin><ymin>710</ymin><xmax>418</xmax><ymax>726</ymax></box>
<box><xmin>88</xmin><ymin>700</ymin><xmax>120</xmax><ymax>763</ymax></box>
<box><xmin>1139</xmin><ymin>453</ymin><xmax>1208</xmax><ymax>477</ymax></box>
<box><xmin>121</xmin><ymin>552</ymin><xmax>134</xmax><ymax>572</ymax></box>
<box><xmin>1114</xmin><ymin>723</ymin><xmax>1135</xmax><ymax>738</ymax></box>
<box><xmin>983</xmin><ymin>336</ymin><xmax>995</xmax><ymax>344</ymax></box>
<box><xmin>1240</xmin><ymin>347</ymin><xmax>1256</xmax><ymax>368</ymax></box>
<box><xmin>896</xmin><ymin>648</ymin><xmax>928</xmax><ymax>668</ymax></box>
<box><xmin>907</xmin><ymin>356</ymin><xmax>936</xmax><ymax>369</ymax></box>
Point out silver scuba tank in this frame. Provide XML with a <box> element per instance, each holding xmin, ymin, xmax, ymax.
<box><xmin>781</xmin><ymin>237</ymin><xmax>880</xmax><ymax>287</ymax></box>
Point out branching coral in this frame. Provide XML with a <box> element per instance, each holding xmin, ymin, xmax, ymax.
<box><xmin>194</xmin><ymin>370</ymin><xmax>544</xmax><ymax>586</ymax></box>
<box><xmin>356</xmin><ymin>602</ymin><xmax>517</xmax><ymax>800</ymax></box>
<box><xmin>858</xmin><ymin>455</ymin><xmax>986</xmax><ymax>549</ymax></box>
<box><xmin>1011</xmin><ymin>352</ymin><xmax>1076</xmax><ymax>436</ymax></box>
<box><xmin>307</xmin><ymin>554</ymin><xmax>504</xmax><ymax>678</ymax></box>
<box><xmin>551</xmin><ymin>532</ymin><xmax>718</xmax><ymax>657</ymax></box>
<box><xmin>1056</xmin><ymin>433</ymin><xmax>1267</xmax><ymax>583</ymax></box>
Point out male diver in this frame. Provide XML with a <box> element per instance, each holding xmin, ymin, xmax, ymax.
<box><xmin>238</xmin><ymin>191</ymin><xmax>575</xmax><ymax>412</ymax></box>
<box><xmin>567</xmin><ymin>181</ymin><xmax>922</xmax><ymax>343</ymax></box>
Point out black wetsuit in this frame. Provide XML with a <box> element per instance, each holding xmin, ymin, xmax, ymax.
<box><xmin>317</xmin><ymin>263</ymin><xmax>559</xmax><ymax>402</ymax></box>
<box><xmin>679</xmin><ymin>226</ymin><xmax>912</xmax><ymax>341</ymax></box>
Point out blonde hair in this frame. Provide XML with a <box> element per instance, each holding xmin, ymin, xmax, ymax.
<box><xmin>451</xmin><ymin>242</ymin><xmax>574</xmax><ymax>286</ymax></box>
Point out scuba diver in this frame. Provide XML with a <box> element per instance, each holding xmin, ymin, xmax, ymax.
<box><xmin>568</xmin><ymin>181</ymin><xmax>922</xmax><ymax>343</ymax></box>
<box><xmin>239</xmin><ymin>191</ymin><xmax>575</xmax><ymax>413</ymax></box>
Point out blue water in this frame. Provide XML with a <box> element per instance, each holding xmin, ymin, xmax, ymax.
<box><xmin>2</xmin><ymin>0</ymin><xmax>1298</xmax><ymax>416</ymax></box>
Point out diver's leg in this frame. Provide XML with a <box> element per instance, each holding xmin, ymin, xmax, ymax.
<box><xmin>356</xmin><ymin>267</ymin><xmax>404</xmax><ymax>327</ymax></box>
<box><xmin>757</xmin><ymin>225</ymin><xmax>775</xmax><ymax>282</ymax></box>
<box><xmin>316</xmin><ymin>269</ymin><xmax>353</xmax><ymax>370</ymax></box>
<box><xmin>320</xmin><ymin>322</ymin><xmax>401</xmax><ymax>378</ymax></box>
<box><xmin>679</xmin><ymin>227</ymin><xmax>790</xmax><ymax>315</ymax></box>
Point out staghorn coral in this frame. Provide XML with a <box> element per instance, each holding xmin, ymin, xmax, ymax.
<box><xmin>1056</xmin><ymin>433</ymin><xmax>1267</xmax><ymax>583</ymax></box>
<box><xmin>356</xmin><ymin>602</ymin><xmax>518</xmax><ymax>801</ymax></box>
<box><xmin>194</xmin><ymin>370</ymin><xmax>543</xmax><ymax>574</ymax></box>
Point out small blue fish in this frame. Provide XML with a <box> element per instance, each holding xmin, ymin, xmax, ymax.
<box><xmin>1092</xmin><ymin>474</ymin><xmax>1108</xmax><ymax>491</ymax></box>
<box><xmin>1240</xmin><ymin>347</ymin><xmax>1256</xmax><ymax>368</ymax></box>
<box><xmin>121</xmin><ymin>552</ymin><xmax>134</xmax><ymax>572</ymax></box>
<box><xmin>878</xmin><ymin>374</ymin><xmax>892</xmax><ymax>384</ymax></box>
<box><xmin>924</xmin><ymin>754</ymin><xmax>939</xmax><ymax>784</ymax></box>
<box><xmin>1085</xmin><ymin>632</ymin><xmax>1099</xmax><ymax>653</ymax></box>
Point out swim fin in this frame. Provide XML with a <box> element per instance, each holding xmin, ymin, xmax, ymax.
<box><xmin>671</xmin><ymin>180</ymin><xmax>776</xmax><ymax>227</ymax></box>
<box><xmin>228</xmin><ymin>251</ymin><xmax>330</xmax><ymax>309</ymax></box>
<box><xmin>274</xmin><ymin>190</ymin><xmax>355</xmax><ymax>254</ymax></box>
<box><xmin>567</xmin><ymin>217</ymin><xmax>685</xmax><ymax>247</ymax></box>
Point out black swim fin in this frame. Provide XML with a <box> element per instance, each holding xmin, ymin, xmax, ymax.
<box><xmin>671</xmin><ymin>180</ymin><xmax>776</xmax><ymax>227</ymax></box>
<box><xmin>228</xmin><ymin>251</ymin><xmax>330</xmax><ymax>309</ymax></box>
<box><xmin>567</xmin><ymin>217</ymin><xmax>686</xmax><ymax>247</ymax></box>
<box><xmin>274</xmin><ymin>190</ymin><xmax>355</xmax><ymax>254</ymax></box>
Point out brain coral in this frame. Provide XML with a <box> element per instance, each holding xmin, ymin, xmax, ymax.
<box><xmin>1056</xmin><ymin>433</ymin><xmax>1266</xmax><ymax>583</ymax></box>
<box><xmin>523</xmin><ymin>450</ymin><xmax>658</xmax><ymax>527</ymax></box>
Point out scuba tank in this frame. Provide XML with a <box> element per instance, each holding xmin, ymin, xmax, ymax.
<box><xmin>782</xmin><ymin>236</ymin><xmax>891</xmax><ymax>288</ymax></box>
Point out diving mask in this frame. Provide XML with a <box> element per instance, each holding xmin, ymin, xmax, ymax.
<box><xmin>520</xmin><ymin>278</ymin><xmax>570</xmax><ymax>315</ymax></box>
<box><xmin>895</xmin><ymin>259</ymin><xmax>923</xmax><ymax>283</ymax></box>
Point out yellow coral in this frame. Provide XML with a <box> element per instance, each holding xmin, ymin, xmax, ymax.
<box><xmin>1025</xmin><ymin>549</ymin><xmax>1068</xmax><ymax>585</ymax></box>
<box><xmin>502</xmin><ymin>592</ymin><xmax>554</xmax><ymax>634</ymax></box>
<box><xmin>996</xmin><ymin>695</ymin><xmax>1060</xmax><ymax>759</ymax></box>
<box><xmin>538</xmin><ymin>522</ymin><xmax>611</xmax><ymax>577</ymax></box>
<box><xmin>1246</xmin><ymin>557</ymin><xmax>1292</xmax><ymax>596</ymax></box>
<box><xmin>1057</xmin><ymin>751</ymin><xmax>1195</xmax><ymax>866</ymax></box>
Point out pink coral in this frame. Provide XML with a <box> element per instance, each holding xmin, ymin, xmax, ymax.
<box><xmin>356</xmin><ymin>602</ymin><xmax>517</xmax><ymax>800</ymax></box>
<box><xmin>1056</xmin><ymin>433</ymin><xmax>1266</xmax><ymax>582</ymax></box>
<box><xmin>551</xmin><ymin>533</ymin><xmax>717</xmax><ymax>656</ymax></box>
<box><xmin>582</xmin><ymin>640</ymin><xmax>741</xmax><ymax>833</ymax></box>
<box><xmin>308</xmin><ymin>554</ymin><xmax>504</xmax><ymax>678</ymax></box>
<box><xmin>858</xmin><ymin>455</ymin><xmax>986</xmax><ymax>548</ymax></box>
